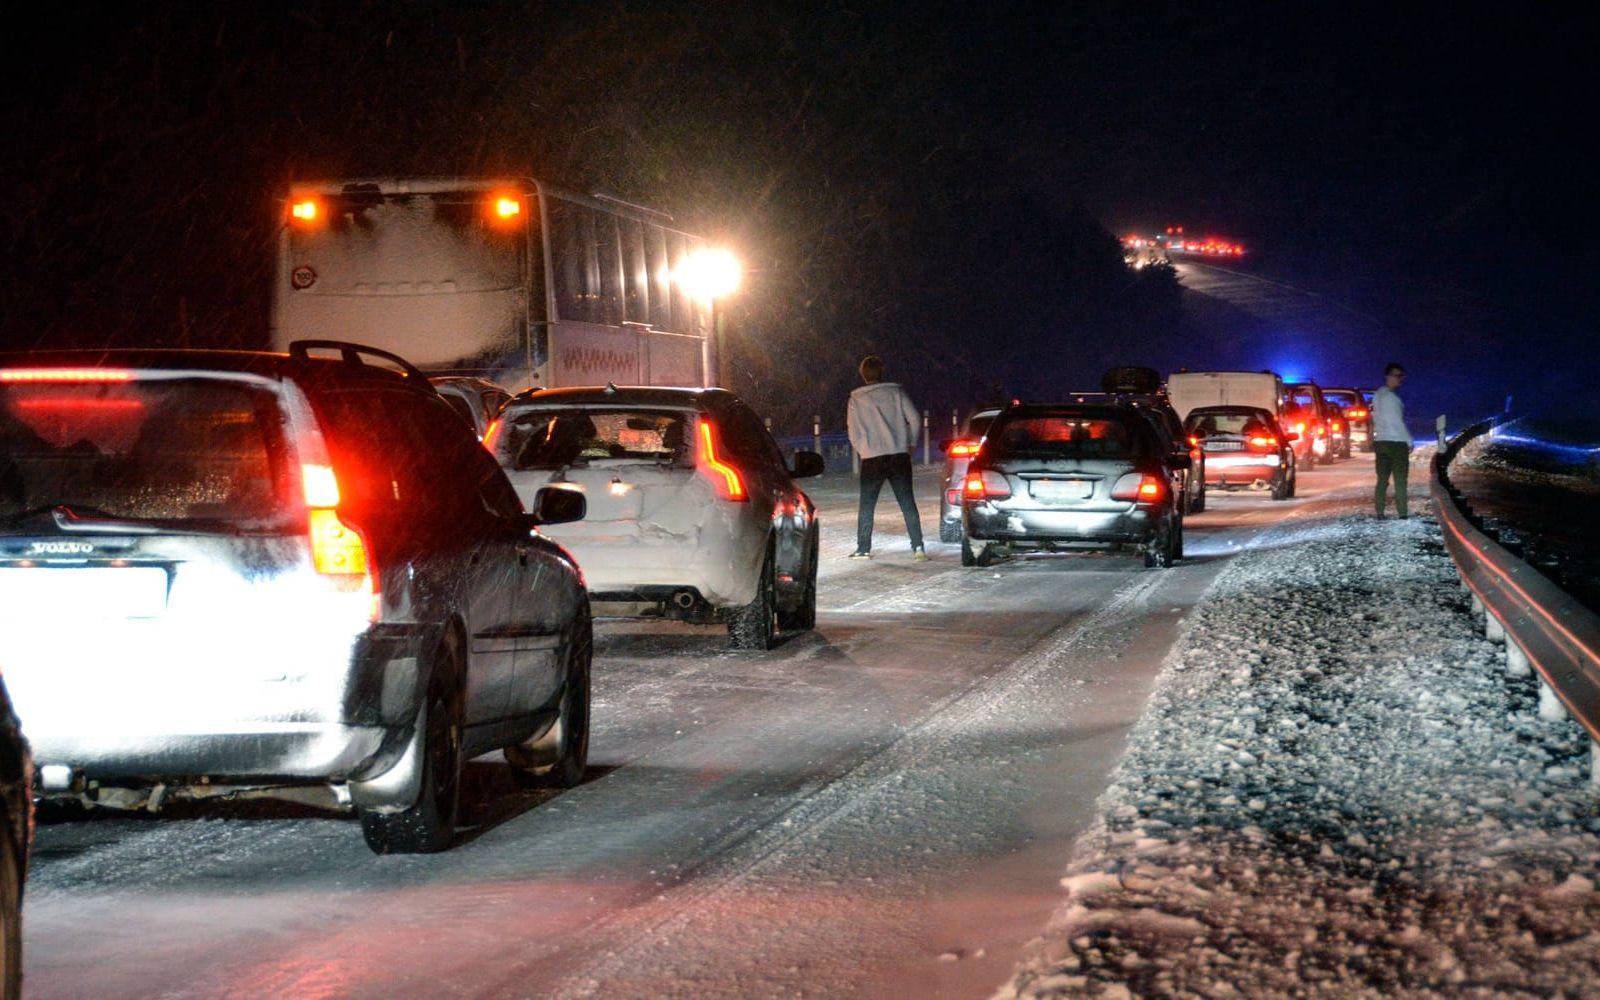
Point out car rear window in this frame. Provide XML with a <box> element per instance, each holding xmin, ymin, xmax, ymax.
<box><xmin>493</xmin><ymin>407</ymin><xmax>691</xmax><ymax>470</ymax></box>
<box><xmin>991</xmin><ymin>415</ymin><xmax>1136</xmax><ymax>460</ymax></box>
<box><xmin>0</xmin><ymin>377</ymin><xmax>291</xmax><ymax>527</ymax></box>
<box><xmin>1187</xmin><ymin>411</ymin><xmax>1273</xmax><ymax>436</ymax></box>
<box><xmin>1323</xmin><ymin>390</ymin><xmax>1359</xmax><ymax>409</ymax></box>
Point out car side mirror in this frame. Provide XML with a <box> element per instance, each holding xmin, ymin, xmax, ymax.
<box><xmin>1168</xmin><ymin>452</ymin><xmax>1193</xmax><ymax>471</ymax></box>
<box><xmin>528</xmin><ymin>486</ymin><xmax>586</xmax><ymax>526</ymax></box>
<box><xmin>789</xmin><ymin>451</ymin><xmax>825</xmax><ymax>479</ymax></box>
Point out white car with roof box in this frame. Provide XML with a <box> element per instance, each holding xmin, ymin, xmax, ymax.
<box><xmin>488</xmin><ymin>385</ymin><xmax>824</xmax><ymax>650</ymax></box>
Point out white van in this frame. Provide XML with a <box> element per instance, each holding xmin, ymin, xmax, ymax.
<box><xmin>1167</xmin><ymin>371</ymin><xmax>1284</xmax><ymax>421</ymax></box>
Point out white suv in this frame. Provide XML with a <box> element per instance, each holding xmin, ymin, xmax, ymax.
<box><xmin>489</xmin><ymin>386</ymin><xmax>824</xmax><ymax>650</ymax></box>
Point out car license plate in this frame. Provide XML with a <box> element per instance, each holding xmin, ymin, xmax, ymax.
<box><xmin>1030</xmin><ymin>478</ymin><xmax>1093</xmax><ymax>501</ymax></box>
<box><xmin>0</xmin><ymin>567</ymin><xmax>168</xmax><ymax>620</ymax></box>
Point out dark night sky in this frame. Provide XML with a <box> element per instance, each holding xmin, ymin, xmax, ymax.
<box><xmin>1</xmin><ymin>2</ymin><xmax>1593</xmax><ymax>430</ymax></box>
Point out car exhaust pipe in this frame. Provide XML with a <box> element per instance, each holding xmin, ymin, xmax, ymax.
<box><xmin>672</xmin><ymin>590</ymin><xmax>697</xmax><ymax>610</ymax></box>
<box><xmin>1251</xmin><ymin>478</ymin><xmax>1271</xmax><ymax>491</ymax></box>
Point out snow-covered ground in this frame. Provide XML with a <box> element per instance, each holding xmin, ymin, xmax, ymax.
<box><xmin>1003</xmin><ymin>459</ymin><xmax>1600</xmax><ymax>998</ymax></box>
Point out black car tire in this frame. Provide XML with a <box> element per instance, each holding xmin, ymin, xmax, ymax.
<box><xmin>1301</xmin><ymin>449</ymin><xmax>1315</xmax><ymax>472</ymax></box>
<box><xmin>778</xmin><ymin>529</ymin><xmax>819</xmax><ymax>633</ymax></box>
<box><xmin>729</xmin><ymin>544</ymin><xmax>780</xmax><ymax>651</ymax></box>
<box><xmin>1271</xmin><ymin>473</ymin><xmax>1291</xmax><ymax>501</ymax></box>
<box><xmin>1143</xmin><ymin>516</ymin><xmax>1178</xmax><ymax>569</ymax></box>
<box><xmin>1190</xmin><ymin>483</ymin><xmax>1207</xmax><ymax>513</ymax></box>
<box><xmin>0</xmin><ymin>817</ymin><xmax>20</xmax><ymax>1000</ymax></box>
<box><xmin>360</xmin><ymin>636</ymin><xmax>464</xmax><ymax>855</ymax></box>
<box><xmin>509</xmin><ymin>610</ymin><xmax>592</xmax><ymax>790</ymax></box>
<box><xmin>939</xmin><ymin>519</ymin><xmax>962</xmax><ymax>544</ymax></box>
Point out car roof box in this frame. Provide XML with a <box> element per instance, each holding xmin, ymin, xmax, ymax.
<box><xmin>1100</xmin><ymin>366</ymin><xmax>1162</xmax><ymax>395</ymax></box>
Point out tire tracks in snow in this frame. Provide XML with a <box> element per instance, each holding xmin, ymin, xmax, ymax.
<box><xmin>541</xmin><ymin>568</ymin><xmax>1172</xmax><ymax>996</ymax></box>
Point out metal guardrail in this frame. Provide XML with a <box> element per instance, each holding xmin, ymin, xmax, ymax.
<box><xmin>1432</xmin><ymin>419</ymin><xmax>1600</xmax><ymax>742</ymax></box>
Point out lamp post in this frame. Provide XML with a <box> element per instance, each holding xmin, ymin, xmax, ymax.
<box><xmin>677</xmin><ymin>247</ymin><xmax>741</xmax><ymax>388</ymax></box>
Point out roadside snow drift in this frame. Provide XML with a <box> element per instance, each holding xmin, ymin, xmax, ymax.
<box><xmin>1004</xmin><ymin>502</ymin><xmax>1600</xmax><ymax>997</ymax></box>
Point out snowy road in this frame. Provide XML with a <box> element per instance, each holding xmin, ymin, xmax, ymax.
<box><xmin>22</xmin><ymin>460</ymin><xmax>1375</xmax><ymax>998</ymax></box>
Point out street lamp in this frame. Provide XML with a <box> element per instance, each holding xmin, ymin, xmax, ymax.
<box><xmin>676</xmin><ymin>247</ymin><xmax>742</xmax><ymax>388</ymax></box>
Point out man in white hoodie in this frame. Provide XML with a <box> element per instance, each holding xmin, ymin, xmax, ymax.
<box><xmin>847</xmin><ymin>355</ymin><xmax>927</xmax><ymax>559</ymax></box>
<box><xmin>1371</xmin><ymin>362</ymin><xmax>1413</xmax><ymax>518</ymax></box>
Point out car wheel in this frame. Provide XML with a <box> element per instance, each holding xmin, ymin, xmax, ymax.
<box><xmin>939</xmin><ymin>519</ymin><xmax>962</xmax><ymax>544</ymax></box>
<box><xmin>1173</xmin><ymin>517</ymin><xmax>1185</xmax><ymax>561</ymax></box>
<box><xmin>1143</xmin><ymin>516</ymin><xmax>1177</xmax><ymax>569</ymax></box>
<box><xmin>779</xmin><ymin>529</ymin><xmax>819</xmax><ymax>633</ymax></box>
<box><xmin>508</xmin><ymin>608</ymin><xmax>592</xmax><ymax>789</ymax></box>
<box><xmin>1190</xmin><ymin>483</ymin><xmax>1207</xmax><ymax>513</ymax></box>
<box><xmin>729</xmin><ymin>544</ymin><xmax>779</xmax><ymax>651</ymax></box>
<box><xmin>1271</xmin><ymin>473</ymin><xmax>1291</xmax><ymax>501</ymax></box>
<box><xmin>360</xmin><ymin>635</ymin><xmax>464</xmax><ymax>855</ymax></box>
<box><xmin>0</xmin><ymin>817</ymin><xmax>21</xmax><ymax>1000</ymax></box>
<box><xmin>1302</xmin><ymin>449</ymin><xmax>1315</xmax><ymax>472</ymax></box>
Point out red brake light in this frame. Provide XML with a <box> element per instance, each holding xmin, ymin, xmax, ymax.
<box><xmin>1248</xmin><ymin>435</ymin><xmax>1278</xmax><ymax>451</ymax></box>
<box><xmin>948</xmin><ymin>439</ymin><xmax>980</xmax><ymax>458</ymax></box>
<box><xmin>963</xmin><ymin>470</ymin><xmax>1010</xmax><ymax>500</ymax></box>
<box><xmin>1293</xmin><ymin>421</ymin><xmax>1307</xmax><ymax>435</ymax></box>
<box><xmin>1111</xmin><ymin>473</ymin><xmax>1165</xmax><ymax>502</ymax></box>
<box><xmin>1349</xmin><ymin>408</ymin><xmax>1368</xmax><ymax>419</ymax></box>
<box><xmin>1332</xmin><ymin>420</ymin><xmax>1343</xmax><ymax>431</ymax></box>
<box><xmin>0</xmin><ymin>368</ymin><xmax>134</xmax><ymax>383</ymax></box>
<box><xmin>698</xmin><ymin>420</ymin><xmax>747</xmax><ymax>501</ymax></box>
<box><xmin>301</xmin><ymin>463</ymin><xmax>342</xmax><ymax>508</ymax></box>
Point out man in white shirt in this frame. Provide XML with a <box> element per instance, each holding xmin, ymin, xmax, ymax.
<box><xmin>1371</xmin><ymin>362</ymin><xmax>1413</xmax><ymax>518</ymax></box>
<box><xmin>847</xmin><ymin>355</ymin><xmax>926</xmax><ymax>559</ymax></box>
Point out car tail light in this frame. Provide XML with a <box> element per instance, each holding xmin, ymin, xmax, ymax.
<box><xmin>492</xmin><ymin>195</ymin><xmax>521</xmax><ymax>220</ymax></box>
<box><xmin>947</xmin><ymin>439</ymin><xmax>981</xmax><ymax>458</ymax></box>
<box><xmin>309</xmin><ymin>509</ymin><xmax>369</xmax><ymax>577</ymax></box>
<box><xmin>301</xmin><ymin>463</ymin><xmax>342</xmax><ymax>508</ymax></box>
<box><xmin>1247</xmin><ymin>434</ymin><xmax>1278</xmax><ymax>452</ymax></box>
<box><xmin>481</xmin><ymin>417</ymin><xmax>503</xmax><ymax>451</ymax></box>
<box><xmin>698</xmin><ymin>420</ymin><xmax>748</xmax><ymax>501</ymax></box>
<box><xmin>0</xmin><ymin>368</ymin><xmax>135</xmax><ymax>383</ymax></box>
<box><xmin>1112</xmin><ymin>473</ymin><xmax>1166</xmax><ymax>502</ymax></box>
<box><xmin>963</xmin><ymin>470</ymin><xmax>1010</xmax><ymax>500</ymax></box>
<box><xmin>1348</xmin><ymin>407</ymin><xmax>1368</xmax><ymax>419</ymax></box>
<box><xmin>300</xmin><ymin>462</ymin><xmax>377</xmax><ymax>616</ymax></box>
<box><xmin>1313</xmin><ymin>421</ymin><xmax>1327</xmax><ymax>437</ymax></box>
<box><xmin>1292</xmin><ymin>421</ymin><xmax>1307</xmax><ymax>436</ymax></box>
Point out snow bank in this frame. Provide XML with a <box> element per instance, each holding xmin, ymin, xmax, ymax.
<box><xmin>1002</xmin><ymin>500</ymin><xmax>1600</xmax><ymax>997</ymax></box>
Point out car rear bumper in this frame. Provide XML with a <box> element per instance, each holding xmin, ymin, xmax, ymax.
<box><xmin>964</xmin><ymin>501</ymin><xmax>1156</xmax><ymax>544</ymax></box>
<box><xmin>542</xmin><ymin>529</ymin><xmax>759</xmax><ymax>608</ymax></box>
<box><xmin>5</xmin><ymin>623</ymin><xmax>432</xmax><ymax>794</ymax></box>
<box><xmin>1202</xmin><ymin>452</ymin><xmax>1285</xmax><ymax>484</ymax></box>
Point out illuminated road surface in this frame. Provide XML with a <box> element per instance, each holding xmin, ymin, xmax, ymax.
<box><xmin>22</xmin><ymin>458</ymin><xmax>1377</xmax><ymax>998</ymax></box>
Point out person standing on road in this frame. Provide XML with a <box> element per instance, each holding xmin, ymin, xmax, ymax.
<box><xmin>847</xmin><ymin>355</ymin><xmax>927</xmax><ymax>560</ymax></box>
<box><xmin>1372</xmin><ymin>362</ymin><xmax>1414</xmax><ymax>518</ymax></box>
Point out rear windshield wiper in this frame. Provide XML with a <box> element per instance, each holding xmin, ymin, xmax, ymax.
<box><xmin>0</xmin><ymin>504</ymin><xmax>243</xmax><ymax>535</ymax></box>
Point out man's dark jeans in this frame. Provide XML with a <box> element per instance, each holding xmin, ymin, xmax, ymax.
<box><xmin>1374</xmin><ymin>440</ymin><xmax>1410</xmax><ymax>517</ymax></box>
<box><xmin>857</xmin><ymin>452</ymin><xmax>924</xmax><ymax>553</ymax></box>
